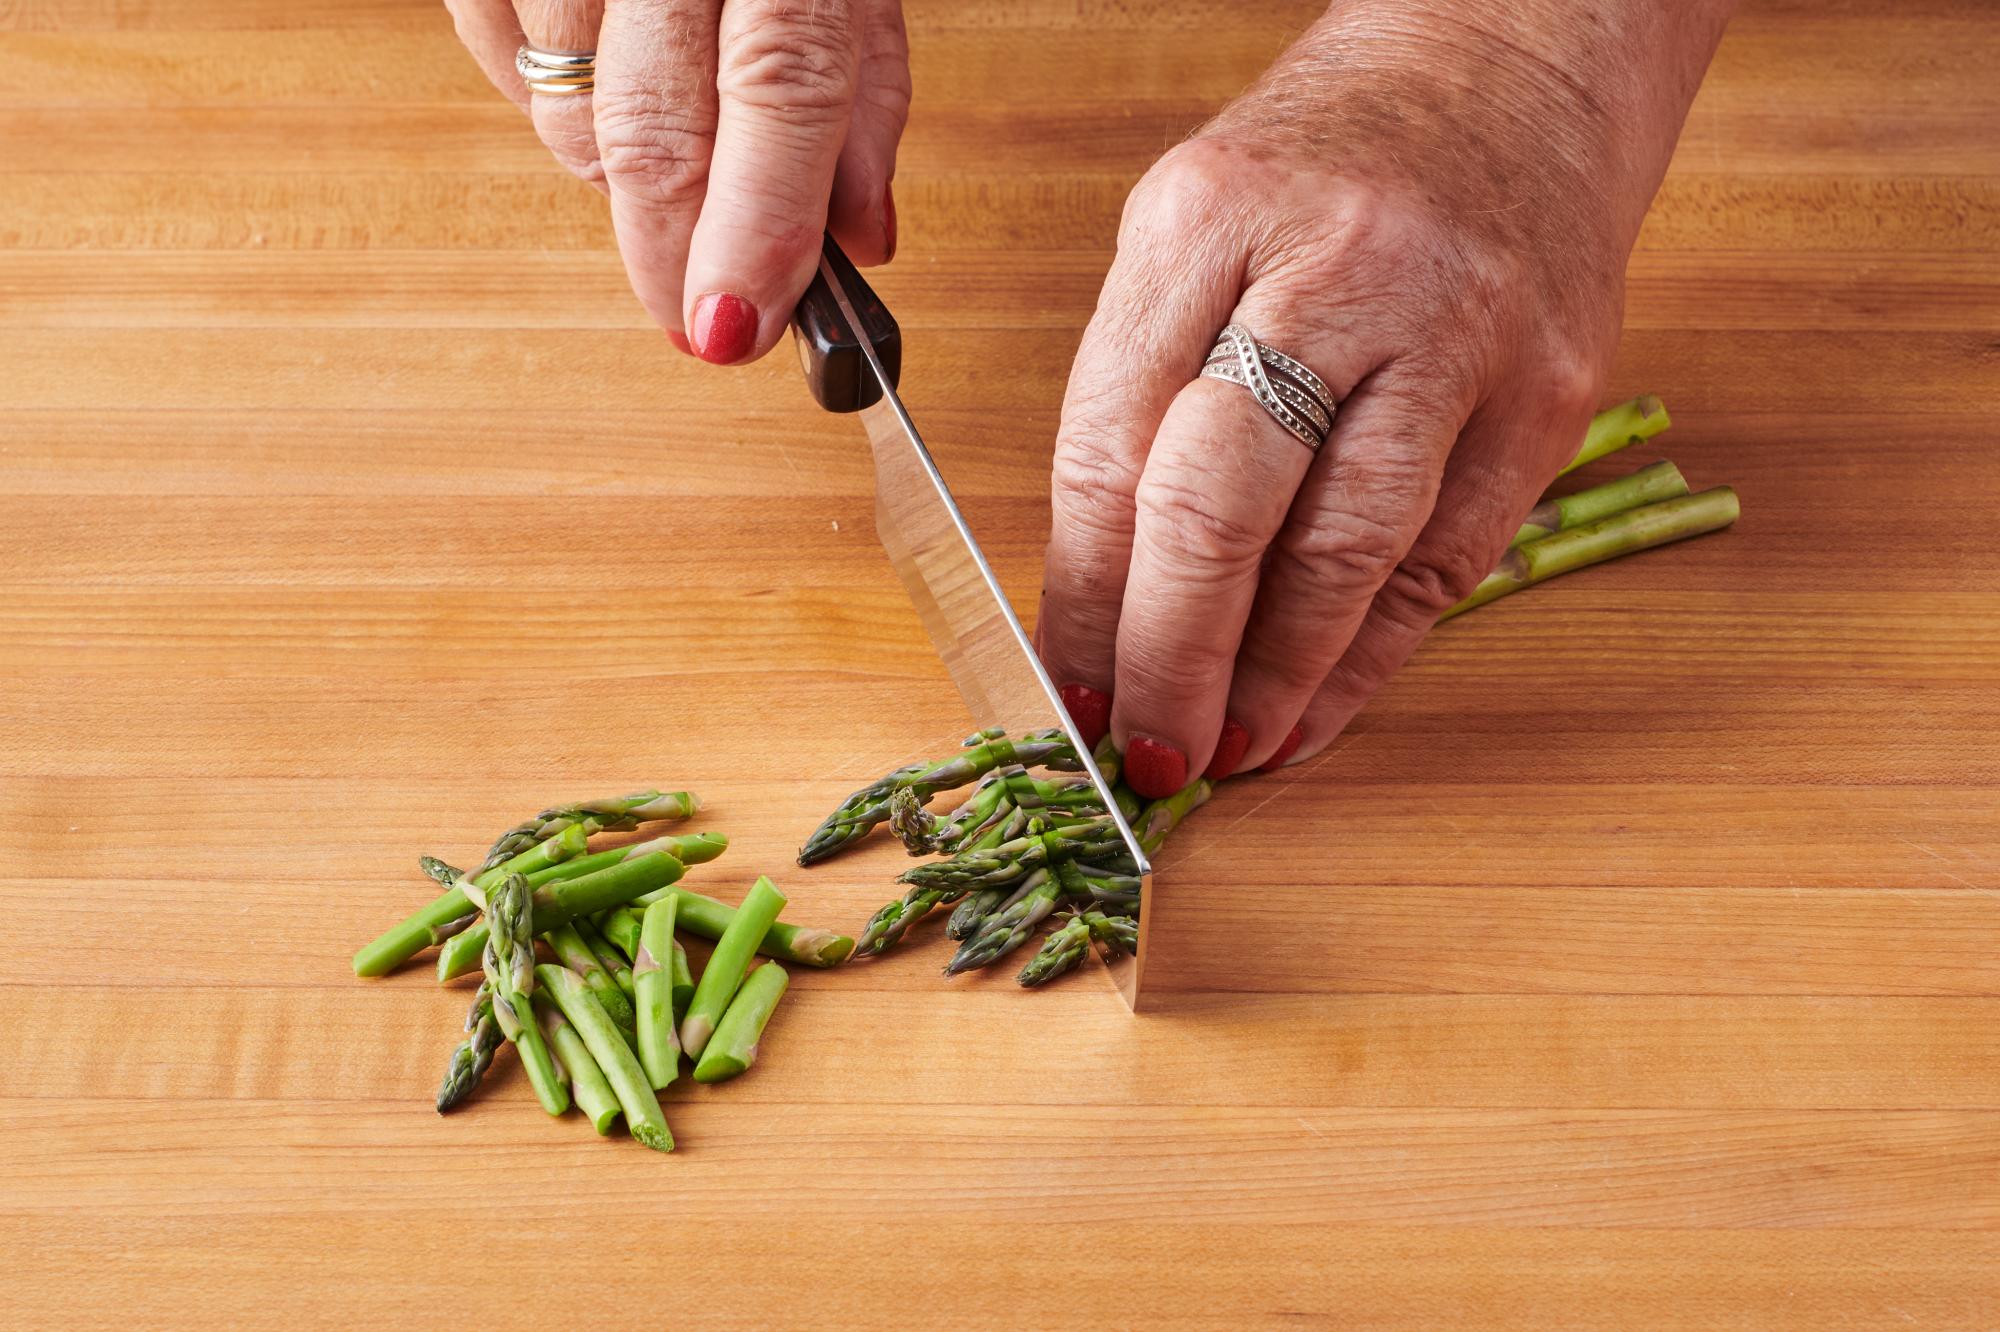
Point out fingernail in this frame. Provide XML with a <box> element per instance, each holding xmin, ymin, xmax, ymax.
<box><xmin>1125</xmin><ymin>735</ymin><xmax>1188</xmax><ymax>800</ymax></box>
<box><xmin>691</xmin><ymin>292</ymin><xmax>758</xmax><ymax>365</ymax></box>
<box><xmin>1059</xmin><ymin>683</ymin><xmax>1111</xmax><ymax>748</ymax></box>
<box><xmin>665</xmin><ymin>329</ymin><xmax>691</xmax><ymax>355</ymax></box>
<box><xmin>1204</xmin><ymin>717</ymin><xmax>1250</xmax><ymax>781</ymax></box>
<box><xmin>881</xmin><ymin>182</ymin><xmax>897</xmax><ymax>261</ymax></box>
<box><xmin>1259</xmin><ymin>724</ymin><xmax>1304</xmax><ymax>773</ymax></box>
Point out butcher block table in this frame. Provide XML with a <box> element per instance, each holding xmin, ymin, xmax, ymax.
<box><xmin>5</xmin><ymin>0</ymin><xmax>1997</xmax><ymax>1325</ymax></box>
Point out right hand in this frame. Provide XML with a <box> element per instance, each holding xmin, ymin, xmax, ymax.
<box><xmin>446</xmin><ymin>0</ymin><xmax>910</xmax><ymax>362</ymax></box>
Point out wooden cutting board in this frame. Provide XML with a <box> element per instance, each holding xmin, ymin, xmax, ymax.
<box><xmin>3</xmin><ymin>0</ymin><xmax>1996</xmax><ymax>1325</ymax></box>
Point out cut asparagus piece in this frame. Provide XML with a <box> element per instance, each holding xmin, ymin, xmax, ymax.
<box><xmin>436</xmin><ymin>984</ymin><xmax>502</xmax><ymax>1113</ymax></box>
<box><xmin>546</xmin><ymin>923</ymin><xmax>638</xmax><ymax>1039</ymax></box>
<box><xmin>436</xmin><ymin>852</ymin><xmax>687</xmax><ymax>981</ymax></box>
<box><xmin>692</xmin><ymin>962</ymin><xmax>790</xmax><ymax>1084</ymax></box>
<box><xmin>634</xmin><ymin>897</ymin><xmax>681</xmax><ymax>1090</ymax></box>
<box><xmin>1017</xmin><ymin>912</ymin><xmax>1092</xmax><ymax>987</ymax></box>
<box><xmin>536</xmin><ymin>965</ymin><xmax>671</xmax><ymax>1151</ymax></box>
<box><xmin>526</xmin><ymin>831</ymin><xmax>727</xmax><ymax>888</ymax></box>
<box><xmin>478</xmin><ymin>790</ymin><xmax>701</xmax><ymax>875</ymax></box>
<box><xmin>356</xmin><ymin>823</ymin><xmax>588</xmax><ymax>976</ymax></box>
<box><xmin>535</xmin><ymin>992</ymin><xmax>618</xmax><ymax>1134</ymax></box>
<box><xmin>799</xmin><ymin>727</ymin><xmax>1080</xmax><ymax>865</ymax></box>
<box><xmin>1444</xmin><ymin>487</ymin><xmax>1740</xmax><ymax>621</ymax></box>
<box><xmin>637</xmin><ymin>886</ymin><xmax>853</xmax><ymax>968</ymax></box>
<box><xmin>598</xmin><ymin>905</ymin><xmax>642</xmax><ymax>961</ymax></box>
<box><xmin>481</xmin><ymin>874</ymin><xmax>568</xmax><ymax>1116</ymax></box>
<box><xmin>576</xmin><ymin>918</ymin><xmax>635</xmax><ymax>1000</ymax></box>
<box><xmin>670</xmin><ymin>940</ymin><xmax>695</xmax><ymax>1021</ymax></box>
<box><xmin>1512</xmin><ymin>460</ymin><xmax>1689</xmax><ymax>548</ymax></box>
<box><xmin>680</xmin><ymin>876</ymin><xmax>786</xmax><ymax>1059</ymax></box>
<box><xmin>1558</xmin><ymin>394</ymin><xmax>1671</xmax><ymax>477</ymax></box>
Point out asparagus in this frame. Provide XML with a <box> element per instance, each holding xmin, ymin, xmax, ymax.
<box><xmin>637</xmin><ymin>886</ymin><xmax>854</xmax><ymax>969</ymax></box>
<box><xmin>527</xmin><ymin>830</ymin><xmax>727</xmax><ymax>888</ymax></box>
<box><xmin>1087</xmin><ymin>911</ymin><xmax>1139</xmax><ymax>958</ymax></box>
<box><xmin>576</xmin><ymin>918</ymin><xmax>635</xmax><ymax>1000</ymax></box>
<box><xmin>547</xmin><ymin>923</ymin><xmax>638</xmax><ymax>1039</ymax></box>
<box><xmin>947</xmin><ymin>886</ymin><xmax>1013</xmax><ymax>941</ymax></box>
<box><xmin>1444</xmin><ymin>487</ymin><xmax>1740</xmax><ymax>621</ymax></box>
<box><xmin>671</xmin><ymin>940</ymin><xmax>695</xmax><ymax>1021</ymax></box>
<box><xmin>477</xmin><ymin>790</ymin><xmax>701</xmax><ymax>875</ymax></box>
<box><xmin>599</xmin><ymin>905</ymin><xmax>642</xmax><ymax>961</ymax></box>
<box><xmin>537</xmin><ymin>964</ymin><xmax>672</xmax><ymax>1152</ymax></box>
<box><xmin>1512</xmin><ymin>460</ymin><xmax>1688</xmax><ymax>548</ymax></box>
<box><xmin>633</xmin><ymin>897</ymin><xmax>681</xmax><ymax>1090</ymax></box>
<box><xmin>436</xmin><ymin>851</ymin><xmax>689</xmax><ymax>981</ymax></box>
<box><xmin>356</xmin><ymin>823</ymin><xmax>589</xmax><ymax>977</ymax></box>
<box><xmin>691</xmin><ymin>962</ymin><xmax>790</xmax><ymax>1084</ymax></box>
<box><xmin>1054</xmin><ymin>860</ymin><xmax>1142</xmax><ymax>914</ymax></box>
<box><xmin>424</xmin><ymin>912</ymin><xmax>477</xmax><ymax>947</ymax></box>
<box><xmin>856</xmin><ymin>887</ymin><xmax>951</xmax><ymax>956</ymax></box>
<box><xmin>436</xmin><ymin>983</ymin><xmax>502</xmax><ymax>1113</ymax></box>
<box><xmin>944</xmin><ymin>869</ymin><xmax>1059</xmax><ymax>975</ymax></box>
<box><xmin>418</xmin><ymin>856</ymin><xmax>462</xmax><ymax>888</ymax></box>
<box><xmin>1559</xmin><ymin>394</ymin><xmax>1671</xmax><ymax>477</ymax></box>
<box><xmin>535</xmin><ymin>992</ymin><xmax>619</xmax><ymax>1135</ymax></box>
<box><xmin>481</xmin><ymin>874</ymin><xmax>568</xmax><ymax>1116</ymax></box>
<box><xmin>680</xmin><ymin>876</ymin><xmax>787</xmax><ymax>1059</ymax></box>
<box><xmin>1017</xmin><ymin>912</ymin><xmax>1092</xmax><ymax>987</ymax></box>
<box><xmin>1132</xmin><ymin>778</ymin><xmax>1212</xmax><ymax>856</ymax></box>
<box><xmin>897</xmin><ymin>822</ymin><xmax>1125</xmax><ymax>894</ymax></box>
<box><xmin>799</xmin><ymin>727</ymin><xmax>1079</xmax><ymax>865</ymax></box>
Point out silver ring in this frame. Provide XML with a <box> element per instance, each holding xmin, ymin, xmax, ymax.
<box><xmin>1198</xmin><ymin>324</ymin><xmax>1337</xmax><ymax>451</ymax></box>
<box><xmin>517</xmin><ymin>44</ymin><xmax>596</xmax><ymax>95</ymax></box>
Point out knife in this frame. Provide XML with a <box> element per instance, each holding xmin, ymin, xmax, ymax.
<box><xmin>789</xmin><ymin>234</ymin><xmax>1154</xmax><ymax>1007</ymax></box>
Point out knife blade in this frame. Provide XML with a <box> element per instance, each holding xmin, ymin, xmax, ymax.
<box><xmin>790</xmin><ymin>235</ymin><xmax>1153</xmax><ymax>1006</ymax></box>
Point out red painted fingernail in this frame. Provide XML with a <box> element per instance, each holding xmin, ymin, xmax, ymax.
<box><xmin>881</xmin><ymin>182</ymin><xmax>897</xmax><ymax>262</ymax></box>
<box><xmin>1204</xmin><ymin>717</ymin><xmax>1250</xmax><ymax>781</ymax></box>
<box><xmin>1125</xmin><ymin>735</ymin><xmax>1188</xmax><ymax>800</ymax></box>
<box><xmin>666</xmin><ymin>329</ymin><xmax>691</xmax><ymax>355</ymax></box>
<box><xmin>691</xmin><ymin>292</ymin><xmax>758</xmax><ymax>365</ymax></box>
<box><xmin>1059</xmin><ymin>683</ymin><xmax>1111</xmax><ymax>748</ymax></box>
<box><xmin>1259</xmin><ymin>724</ymin><xmax>1304</xmax><ymax>773</ymax></box>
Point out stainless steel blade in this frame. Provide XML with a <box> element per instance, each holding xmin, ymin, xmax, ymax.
<box><xmin>815</xmin><ymin>251</ymin><xmax>1154</xmax><ymax>1007</ymax></box>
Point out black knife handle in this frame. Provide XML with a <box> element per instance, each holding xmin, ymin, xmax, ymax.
<box><xmin>789</xmin><ymin>233</ymin><xmax>901</xmax><ymax>414</ymax></box>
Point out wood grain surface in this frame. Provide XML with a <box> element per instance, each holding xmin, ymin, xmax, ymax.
<box><xmin>3</xmin><ymin>0</ymin><xmax>1997</xmax><ymax>1326</ymax></box>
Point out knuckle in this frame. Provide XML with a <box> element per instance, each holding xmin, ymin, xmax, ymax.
<box><xmin>595</xmin><ymin>94</ymin><xmax>713</xmax><ymax>200</ymax></box>
<box><xmin>720</xmin><ymin>4</ymin><xmax>858</xmax><ymax>115</ymax></box>
<box><xmin>1122</xmin><ymin>138</ymin><xmax>1239</xmax><ymax>242</ymax></box>
<box><xmin>1382</xmin><ymin>543</ymin><xmax>1489</xmax><ymax>621</ymax></box>
<box><xmin>1270</xmin><ymin>509</ymin><xmax>1409</xmax><ymax>603</ymax></box>
<box><xmin>1136</xmin><ymin>474</ymin><xmax>1270</xmax><ymax>571</ymax></box>
<box><xmin>1050</xmin><ymin>433</ymin><xmax>1140</xmax><ymax>537</ymax></box>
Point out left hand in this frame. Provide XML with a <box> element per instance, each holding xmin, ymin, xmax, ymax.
<box><xmin>1035</xmin><ymin>0</ymin><xmax>1733</xmax><ymax>798</ymax></box>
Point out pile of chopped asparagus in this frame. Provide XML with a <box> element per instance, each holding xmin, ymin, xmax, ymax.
<box><xmin>802</xmin><ymin>395</ymin><xmax>1740</xmax><ymax>984</ymax></box>
<box><xmin>353</xmin><ymin>793</ymin><xmax>855</xmax><ymax>1152</ymax></box>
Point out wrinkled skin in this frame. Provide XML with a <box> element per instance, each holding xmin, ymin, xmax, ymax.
<box><xmin>447</xmin><ymin>0</ymin><xmax>1733</xmax><ymax>795</ymax></box>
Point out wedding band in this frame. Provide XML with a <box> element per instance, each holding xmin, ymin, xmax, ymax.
<box><xmin>1198</xmin><ymin>324</ymin><xmax>1338</xmax><ymax>451</ymax></box>
<box><xmin>516</xmin><ymin>44</ymin><xmax>596</xmax><ymax>95</ymax></box>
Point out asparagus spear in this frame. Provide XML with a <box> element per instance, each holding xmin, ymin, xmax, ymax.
<box><xmin>534</xmin><ymin>992</ymin><xmax>618</xmax><ymax>1135</ymax></box>
<box><xmin>356</xmin><ymin>823</ymin><xmax>589</xmax><ymax>977</ymax></box>
<box><xmin>636</xmin><ymin>886</ymin><xmax>853</xmax><ymax>969</ymax></box>
<box><xmin>1444</xmin><ymin>487</ymin><xmax>1740</xmax><ymax>621</ymax></box>
<box><xmin>947</xmin><ymin>886</ymin><xmax>1013</xmax><ymax>941</ymax></box>
<box><xmin>691</xmin><ymin>962</ymin><xmax>790</xmax><ymax>1084</ymax></box>
<box><xmin>436</xmin><ymin>983</ymin><xmax>502</xmax><ymax>1113</ymax></box>
<box><xmin>633</xmin><ymin>897</ymin><xmax>681</xmax><ymax>1090</ymax></box>
<box><xmin>670</xmin><ymin>940</ymin><xmax>694</xmax><ymax>1021</ymax></box>
<box><xmin>799</xmin><ymin>727</ymin><xmax>1079</xmax><ymax>865</ymax></box>
<box><xmin>576</xmin><ymin>918</ymin><xmax>635</xmax><ymax>1000</ymax></box>
<box><xmin>598</xmin><ymin>905</ymin><xmax>642</xmax><ymax>961</ymax></box>
<box><xmin>1559</xmin><ymin>394</ymin><xmax>1671</xmax><ymax>477</ymax></box>
<box><xmin>537</xmin><ymin>964</ymin><xmax>672</xmax><ymax>1152</ymax></box>
<box><xmin>1512</xmin><ymin>460</ymin><xmax>1689</xmax><ymax>548</ymax></box>
<box><xmin>1017</xmin><ymin>912</ymin><xmax>1092</xmax><ymax>987</ymax></box>
<box><xmin>680</xmin><ymin>876</ymin><xmax>787</xmax><ymax>1059</ymax></box>
<box><xmin>1087</xmin><ymin>910</ymin><xmax>1139</xmax><ymax>959</ymax></box>
<box><xmin>897</xmin><ymin>822</ymin><xmax>1126</xmax><ymax>894</ymax></box>
<box><xmin>855</xmin><ymin>887</ymin><xmax>951</xmax><ymax>956</ymax></box>
<box><xmin>477</xmin><ymin>790</ymin><xmax>701</xmax><ymax>874</ymax></box>
<box><xmin>944</xmin><ymin>869</ymin><xmax>1060</xmax><ymax>975</ymax></box>
<box><xmin>481</xmin><ymin>874</ymin><xmax>568</xmax><ymax>1116</ymax></box>
<box><xmin>418</xmin><ymin>856</ymin><xmax>463</xmax><ymax>888</ymax></box>
<box><xmin>546</xmin><ymin>924</ymin><xmax>638</xmax><ymax>1039</ymax></box>
<box><xmin>436</xmin><ymin>852</ymin><xmax>689</xmax><ymax>981</ymax></box>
